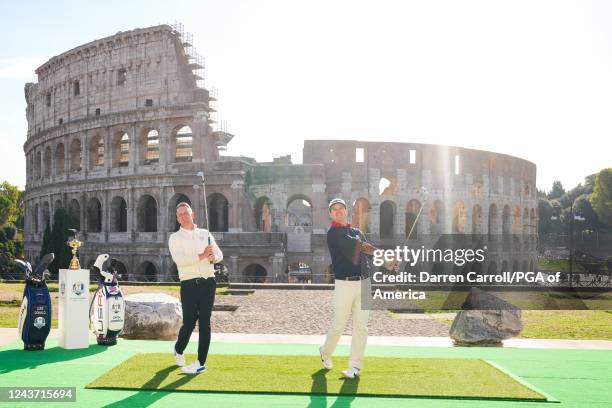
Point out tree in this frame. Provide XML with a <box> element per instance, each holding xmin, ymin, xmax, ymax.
<box><xmin>0</xmin><ymin>228</ymin><xmax>23</xmax><ymax>278</ymax></box>
<box><xmin>40</xmin><ymin>220</ymin><xmax>52</xmax><ymax>258</ymax></box>
<box><xmin>573</xmin><ymin>194</ymin><xmax>599</xmax><ymax>231</ymax></box>
<box><xmin>590</xmin><ymin>168</ymin><xmax>612</xmax><ymax>228</ymax></box>
<box><xmin>538</xmin><ymin>198</ymin><xmax>554</xmax><ymax>233</ymax></box>
<box><xmin>585</xmin><ymin>173</ymin><xmax>597</xmax><ymax>189</ymax></box>
<box><xmin>46</xmin><ymin>209</ymin><xmax>73</xmax><ymax>277</ymax></box>
<box><xmin>559</xmin><ymin>182</ymin><xmax>592</xmax><ymax>209</ymax></box>
<box><xmin>0</xmin><ymin>181</ymin><xmax>20</xmax><ymax>226</ymax></box>
<box><xmin>14</xmin><ymin>190</ymin><xmax>24</xmax><ymax>230</ymax></box>
<box><xmin>548</xmin><ymin>181</ymin><xmax>566</xmax><ymax>200</ymax></box>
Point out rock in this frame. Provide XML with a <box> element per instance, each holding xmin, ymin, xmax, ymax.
<box><xmin>449</xmin><ymin>287</ymin><xmax>523</xmax><ymax>346</ymax></box>
<box><xmin>122</xmin><ymin>293</ymin><xmax>183</xmax><ymax>340</ymax></box>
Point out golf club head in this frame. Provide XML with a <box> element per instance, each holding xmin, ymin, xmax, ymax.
<box><xmin>34</xmin><ymin>253</ymin><xmax>55</xmax><ymax>277</ymax></box>
<box><xmin>109</xmin><ymin>258</ymin><xmax>122</xmax><ymax>280</ymax></box>
<box><xmin>419</xmin><ymin>186</ymin><xmax>429</xmax><ymax>202</ymax></box>
<box><xmin>94</xmin><ymin>254</ymin><xmax>110</xmax><ymax>270</ymax></box>
<box><xmin>15</xmin><ymin>259</ymin><xmax>32</xmax><ymax>275</ymax></box>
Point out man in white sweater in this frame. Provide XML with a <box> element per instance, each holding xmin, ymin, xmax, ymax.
<box><xmin>169</xmin><ymin>202</ymin><xmax>223</xmax><ymax>374</ymax></box>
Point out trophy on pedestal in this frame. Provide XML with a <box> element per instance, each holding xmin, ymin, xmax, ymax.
<box><xmin>67</xmin><ymin>229</ymin><xmax>82</xmax><ymax>270</ymax></box>
<box><xmin>58</xmin><ymin>229</ymin><xmax>90</xmax><ymax>349</ymax></box>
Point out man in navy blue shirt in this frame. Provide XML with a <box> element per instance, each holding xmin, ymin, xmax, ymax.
<box><xmin>320</xmin><ymin>198</ymin><xmax>397</xmax><ymax>378</ymax></box>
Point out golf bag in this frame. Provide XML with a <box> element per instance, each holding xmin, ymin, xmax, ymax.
<box><xmin>89</xmin><ymin>254</ymin><xmax>125</xmax><ymax>346</ymax></box>
<box><xmin>16</xmin><ymin>253</ymin><xmax>54</xmax><ymax>351</ymax></box>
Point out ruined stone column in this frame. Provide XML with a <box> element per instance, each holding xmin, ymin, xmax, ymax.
<box><xmin>158</xmin><ymin>122</ymin><xmax>169</xmax><ymax>168</ymax></box>
<box><xmin>79</xmin><ymin>193</ymin><xmax>86</xmax><ymax>233</ymax></box>
<box><xmin>129</xmin><ymin>124</ymin><xmax>137</xmax><ymax>171</ymax></box>
<box><xmin>159</xmin><ymin>186</ymin><xmax>168</xmax><ymax>242</ymax></box>
<box><xmin>127</xmin><ymin>187</ymin><xmax>136</xmax><ymax>241</ymax></box>
<box><xmin>105</xmin><ymin>127</ymin><xmax>112</xmax><ymax>173</ymax></box>
<box><xmin>229</xmin><ymin>256</ymin><xmax>239</xmax><ymax>282</ymax></box>
<box><xmin>229</xmin><ymin>180</ymin><xmax>244</xmax><ymax>232</ymax></box>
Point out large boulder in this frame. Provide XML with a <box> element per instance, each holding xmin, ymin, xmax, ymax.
<box><xmin>449</xmin><ymin>287</ymin><xmax>523</xmax><ymax>346</ymax></box>
<box><xmin>122</xmin><ymin>293</ymin><xmax>183</xmax><ymax>340</ymax></box>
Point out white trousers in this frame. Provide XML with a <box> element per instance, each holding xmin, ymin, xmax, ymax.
<box><xmin>321</xmin><ymin>278</ymin><xmax>370</xmax><ymax>369</ymax></box>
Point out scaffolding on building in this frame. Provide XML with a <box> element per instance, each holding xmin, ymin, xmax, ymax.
<box><xmin>171</xmin><ymin>22</ymin><xmax>205</xmax><ymax>89</ymax></box>
<box><xmin>170</xmin><ymin>22</ymin><xmax>230</xmax><ymax>146</ymax></box>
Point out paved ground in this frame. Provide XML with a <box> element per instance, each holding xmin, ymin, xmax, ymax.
<box><xmin>212</xmin><ymin>289</ymin><xmax>450</xmax><ymax>336</ymax></box>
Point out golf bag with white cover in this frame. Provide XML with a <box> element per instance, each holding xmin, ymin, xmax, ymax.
<box><xmin>89</xmin><ymin>254</ymin><xmax>125</xmax><ymax>345</ymax></box>
<box><xmin>17</xmin><ymin>253</ymin><xmax>54</xmax><ymax>351</ymax></box>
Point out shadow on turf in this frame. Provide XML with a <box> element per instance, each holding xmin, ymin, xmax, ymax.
<box><xmin>102</xmin><ymin>365</ymin><xmax>196</xmax><ymax>408</ymax></box>
<box><xmin>0</xmin><ymin>345</ymin><xmax>108</xmax><ymax>375</ymax></box>
<box><xmin>308</xmin><ymin>368</ymin><xmax>360</xmax><ymax>408</ymax></box>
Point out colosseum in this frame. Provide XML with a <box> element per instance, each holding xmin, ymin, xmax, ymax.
<box><xmin>23</xmin><ymin>24</ymin><xmax>538</xmax><ymax>283</ymax></box>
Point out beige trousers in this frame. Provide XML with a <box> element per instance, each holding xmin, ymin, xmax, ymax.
<box><xmin>321</xmin><ymin>278</ymin><xmax>370</xmax><ymax>369</ymax></box>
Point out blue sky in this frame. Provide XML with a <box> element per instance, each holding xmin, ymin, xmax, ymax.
<box><xmin>1</xmin><ymin>0</ymin><xmax>611</xmax><ymax>191</ymax></box>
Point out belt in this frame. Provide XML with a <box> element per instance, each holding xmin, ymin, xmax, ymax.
<box><xmin>336</xmin><ymin>276</ymin><xmax>368</xmax><ymax>281</ymax></box>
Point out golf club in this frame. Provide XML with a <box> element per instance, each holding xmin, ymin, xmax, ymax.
<box><xmin>197</xmin><ymin>170</ymin><xmax>214</xmax><ymax>263</ymax></box>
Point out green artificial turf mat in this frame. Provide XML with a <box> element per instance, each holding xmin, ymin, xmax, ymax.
<box><xmin>86</xmin><ymin>353</ymin><xmax>549</xmax><ymax>401</ymax></box>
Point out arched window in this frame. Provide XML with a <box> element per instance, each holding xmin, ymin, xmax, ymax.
<box><xmin>452</xmin><ymin>201</ymin><xmax>466</xmax><ymax>234</ymax></box>
<box><xmin>380</xmin><ymin>200</ymin><xmax>395</xmax><ymax>238</ymax></box>
<box><xmin>70</xmin><ymin>139</ymin><xmax>82</xmax><ymax>171</ymax></box>
<box><xmin>43</xmin><ymin>147</ymin><xmax>52</xmax><ymax>178</ymax></box>
<box><xmin>110</xmin><ymin>196</ymin><xmax>127</xmax><ymax>232</ymax></box>
<box><xmin>243</xmin><ymin>264</ymin><xmax>267</xmax><ymax>283</ymax></box>
<box><xmin>174</xmin><ymin>126</ymin><xmax>193</xmax><ymax>162</ymax></box>
<box><xmin>67</xmin><ymin>199</ymin><xmax>81</xmax><ymax>230</ymax></box>
<box><xmin>55</xmin><ymin>144</ymin><xmax>65</xmax><ymax>175</ymax></box>
<box><xmin>208</xmin><ymin>193</ymin><xmax>229</xmax><ymax>232</ymax></box>
<box><xmin>430</xmin><ymin>200</ymin><xmax>445</xmax><ymax>234</ymax></box>
<box><xmin>405</xmin><ymin>199</ymin><xmax>421</xmax><ymax>238</ymax></box>
<box><xmin>255</xmin><ymin>196</ymin><xmax>273</xmax><ymax>232</ymax></box>
<box><xmin>286</xmin><ymin>196</ymin><xmax>312</xmax><ymax>229</ymax></box>
<box><xmin>137</xmin><ymin>195</ymin><xmax>158</xmax><ymax>232</ymax></box>
<box><xmin>144</xmin><ymin>129</ymin><xmax>159</xmax><ymax>164</ymax></box>
<box><xmin>351</xmin><ymin>198</ymin><xmax>370</xmax><ymax>233</ymax></box>
<box><xmin>472</xmin><ymin>205</ymin><xmax>483</xmax><ymax>234</ymax></box>
<box><xmin>35</xmin><ymin>151</ymin><xmax>42</xmax><ymax>179</ymax></box>
<box><xmin>137</xmin><ymin>261</ymin><xmax>158</xmax><ymax>282</ymax></box>
<box><xmin>488</xmin><ymin>204</ymin><xmax>498</xmax><ymax>236</ymax></box>
<box><xmin>86</xmin><ymin>198</ymin><xmax>102</xmax><ymax>232</ymax></box>
<box><xmin>111</xmin><ymin>132</ymin><xmax>128</xmax><ymax>168</ymax></box>
<box><xmin>502</xmin><ymin>205</ymin><xmax>511</xmax><ymax>235</ymax></box>
<box><xmin>90</xmin><ymin>135</ymin><xmax>104</xmax><ymax>168</ymax></box>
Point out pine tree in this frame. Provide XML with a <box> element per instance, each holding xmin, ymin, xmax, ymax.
<box><xmin>40</xmin><ymin>220</ymin><xmax>52</xmax><ymax>258</ymax></box>
<box><xmin>47</xmin><ymin>209</ymin><xmax>72</xmax><ymax>277</ymax></box>
<box><xmin>590</xmin><ymin>169</ymin><xmax>612</xmax><ymax>228</ymax></box>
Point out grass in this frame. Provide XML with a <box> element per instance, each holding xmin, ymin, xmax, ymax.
<box><xmin>87</xmin><ymin>353</ymin><xmax>547</xmax><ymax>401</ymax></box>
<box><xmin>429</xmin><ymin>310</ymin><xmax>612</xmax><ymax>340</ymax></box>
<box><xmin>538</xmin><ymin>259</ymin><xmax>587</xmax><ymax>272</ymax></box>
<box><xmin>402</xmin><ymin>288</ymin><xmax>612</xmax><ymax>310</ymax></box>
<box><xmin>519</xmin><ymin>310</ymin><xmax>612</xmax><ymax>340</ymax></box>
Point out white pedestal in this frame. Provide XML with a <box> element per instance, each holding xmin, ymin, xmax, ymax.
<box><xmin>58</xmin><ymin>269</ymin><xmax>90</xmax><ymax>349</ymax></box>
